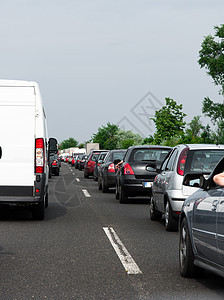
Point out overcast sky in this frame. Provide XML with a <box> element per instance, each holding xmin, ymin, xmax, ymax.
<box><xmin>0</xmin><ymin>0</ymin><xmax>223</xmax><ymax>144</ymax></box>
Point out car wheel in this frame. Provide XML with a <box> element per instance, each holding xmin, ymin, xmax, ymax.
<box><xmin>102</xmin><ymin>178</ymin><xmax>109</xmax><ymax>193</ymax></box>
<box><xmin>84</xmin><ymin>172</ymin><xmax>89</xmax><ymax>179</ymax></box>
<box><xmin>98</xmin><ymin>178</ymin><xmax>102</xmax><ymax>190</ymax></box>
<box><xmin>165</xmin><ymin>201</ymin><xmax>178</xmax><ymax>232</ymax></box>
<box><xmin>149</xmin><ymin>196</ymin><xmax>162</xmax><ymax>221</ymax></box>
<box><xmin>115</xmin><ymin>183</ymin><xmax>119</xmax><ymax>199</ymax></box>
<box><xmin>179</xmin><ymin>217</ymin><xmax>196</xmax><ymax>277</ymax></box>
<box><xmin>55</xmin><ymin>168</ymin><xmax>59</xmax><ymax>176</ymax></box>
<box><xmin>93</xmin><ymin>175</ymin><xmax>98</xmax><ymax>181</ymax></box>
<box><xmin>119</xmin><ymin>187</ymin><xmax>128</xmax><ymax>204</ymax></box>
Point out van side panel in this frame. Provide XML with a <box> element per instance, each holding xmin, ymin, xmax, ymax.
<box><xmin>0</xmin><ymin>86</ymin><xmax>35</xmax><ymax>187</ymax></box>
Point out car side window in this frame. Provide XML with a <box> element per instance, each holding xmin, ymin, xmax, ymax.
<box><xmin>166</xmin><ymin>148</ymin><xmax>178</xmax><ymax>171</ymax></box>
<box><xmin>160</xmin><ymin>154</ymin><xmax>170</xmax><ymax>171</ymax></box>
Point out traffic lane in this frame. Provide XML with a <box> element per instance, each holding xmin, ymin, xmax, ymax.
<box><xmin>0</xmin><ymin>164</ymin><xmax>145</xmax><ymax>299</ymax></box>
<box><xmin>78</xmin><ymin>170</ymin><xmax>224</xmax><ymax>299</ymax></box>
<box><xmin>0</xmin><ymin>163</ymin><xmax>223</xmax><ymax>299</ymax></box>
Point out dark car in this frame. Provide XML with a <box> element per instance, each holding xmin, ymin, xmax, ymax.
<box><xmin>84</xmin><ymin>152</ymin><xmax>102</xmax><ymax>178</ymax></box>
<box><xmin>78</xmin><ymin>154</ymin><xmax>88</xmax><ymax>170</ymax></box>
<box><xmin>93</xmin><ymin>151</ymin><xmax>110</xmax><ymax>181</ymax></box>
<box><xmin>150</xmin><ymin>144</ymin><xmax>224</xmax><ymax>232</ymax></box>
<box><xmin>179</xmin><ymin>156</ymin><xmax>224</xmax><ymax>279</ymax></box>
<box><xmin>49</xmin><ymin>153</ymin><xmax>60</xmax><ymax>177</ymax></box>
<box><xmin>75</xmin><ymin>154</ymin><xmax>85</xmax><ymax>169</ymax></box>
<box><xmin>98</xmin><ymin>150</ymin><xmax>126</xmax><ymax>192</ymax></box>
<box><xmin>115</xmin><ymin>145</ymin><xmax>171</xmax><ymax>203</ymax></box>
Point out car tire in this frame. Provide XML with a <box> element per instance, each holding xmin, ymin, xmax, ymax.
<box><xmin>119</xmin><ymin>187</ymin><xmax>128</xmax><ymax>204</ymax></box>
<box><xmin>102</xmin><ymin>178</ymin><xmax>109</xmax><ymax>193</ymax></box>
<box><xmin>149</xmin><ymin>196</ymin><xmax>162</xmax><ymax>221</ymax></box>
<box><xmin>84</xmin><ymin>172</ymin><xmax>89</xmax><ymax>179</ymax></box>
<box><xmin>179</xmin><ymin>217</ymin><xmax>196</xmax><ymax>277</ymax></box>
<box><xmin>98</xmin><ymin>178</ymin><xmax>102</xmax><ymax>190</ymax></box>
<box><xmin>165</xmin><ymin>201</ymin><xmax>178</xmax><ymax>232</ymax></box>
<box><xmin>115</xmin><ymin>183</ymin><xmax>119</xmax><ymax>199</ymax></box>
<box><xmin>55</xmin><ymin>168</ymin><xmax>59</xmax><ymax>176</ymax></box>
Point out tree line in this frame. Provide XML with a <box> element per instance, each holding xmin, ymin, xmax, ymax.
<box><xmin>60</xmin><ymin>24</ymin><xmax>224</xmax><ymax>150</ymax></box>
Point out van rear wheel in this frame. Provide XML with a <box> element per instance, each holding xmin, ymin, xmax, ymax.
<box><xmin>32</xmin><ymin>200</ymin><xmax>45</xmax><ymax>220</ymax></box>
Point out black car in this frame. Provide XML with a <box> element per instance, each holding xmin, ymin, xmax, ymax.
<box><xmin>78</xmin><ymin>154</ymin><xmax>88</xmax><ymax>170</ymax></box>
<box><xmin>115</xmin><ymin>145</ymin><xmax>171</xmax><ymax>203</ymax></box>
<box><xmin>179</xmin><ymin>156</ymin><xmax>224</xmax><ymax>278</ymax></box>
<box><xmin>49</xmin><ymin>153</ymin><xmax>60</xmax><ymax>177</ymax></box>
<box><xmin>98</xmin><ymin>149</ymin><xmax>126</xmax><ymax>192</ymax></box>
<box><xmin>93</xmin><ymin>151</ymin><xmax>110</xmax><ymax>181</ymax></box>
<box><xmin>75</xmin><ymin>154</ymin><xmax>85</xmax><ymax>169</ymax></box>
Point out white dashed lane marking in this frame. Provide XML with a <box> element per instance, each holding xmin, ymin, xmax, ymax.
<box><xmin>82</xmin><ymin>189</ymin><xmax>91</xmax><ymax>198</ymax></box>
<box><xmin>103</xmin><ymin>226</ymin><xmax>142</xmax><ymax>275</ymax></box>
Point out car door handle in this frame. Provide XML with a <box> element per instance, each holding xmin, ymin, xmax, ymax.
<box><xmin>0</xmin><ymin>147</ymin><xmax>2</xmax><ymax>159</ymax></box>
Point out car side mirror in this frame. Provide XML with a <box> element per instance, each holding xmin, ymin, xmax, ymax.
<box><xmin>183</xmin><ymin>173</ymin><xmax>206</xmax><ymax>188</ymax></box>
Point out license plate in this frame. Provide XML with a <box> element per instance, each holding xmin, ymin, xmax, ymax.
<box><xmin>144</xmin><ymin>182</ymin><xmax>153</xmax><ymax>188</ymax></box>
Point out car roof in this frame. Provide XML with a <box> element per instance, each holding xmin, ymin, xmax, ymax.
<box><xmin>128</xmin><ymin>145</ymin><xmax>172</xmax><ymax>150</ymax></box>
<box><xmin>178</xmin><ymin>144</ymin><xmax>224</xmax><ymax>150</ymax></box>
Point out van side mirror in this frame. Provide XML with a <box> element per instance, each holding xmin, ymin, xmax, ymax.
<box><xmin>183</xmin><ymin>173</ymin><xmax>206</xmax><ymax>188</ymax></box>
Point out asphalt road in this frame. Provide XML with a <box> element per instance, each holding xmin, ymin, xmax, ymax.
<box><xmin>0</xmin><ymin>163</ymin><xmax>224</xmax><ymax>300</ymax></box>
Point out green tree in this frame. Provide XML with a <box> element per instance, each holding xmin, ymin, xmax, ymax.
<box><xmin>78</xmin><ymin>143</ymin><xmax>85</xmax><ymax>149</ymax></box>
<box><xmin>198</xmin><ymin>24</ymin><xmax>224</xmax><ymax>96</ymax></box>
<box><xmin>151</xmin><ymin>97</ymin><xmax>186</xmax><ymax>145</ymax></box>
<box><xmin>116</xmin><ymin>130</ymin><xmax>143</xmax><ymax>149</ymax></box>
<box><xmin>142</xmin><ymin>135</ymin><xmax>154</xmax><ymax>145</ymax></box>
<box><xmin>180</xmin><ymin>116</ymin><xmax>204</xmax><ymax>143</ymax></box>
<box><xmin>91</xmin><ymin>122</ymin><xmax>119</xmax><ymax>150</ymax></box>
<box><xmin>59</xmin><ymin>137</ymin><xmax>78</xmax><ymax>150</ymax></box>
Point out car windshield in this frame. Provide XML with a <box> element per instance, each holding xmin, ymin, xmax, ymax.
<box><xmin>188</xmin><ymin>150</ymin><xmax>224</xmax><ymax>173</ymax></box>
<box><xmin>130</xmin><ymin>148</ymin><xmax>170</xmax><ymax>162</ymax></box>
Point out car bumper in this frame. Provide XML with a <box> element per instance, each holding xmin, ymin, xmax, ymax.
<box><xmin>121</xmin><ymin>178</ymin><xmax>153</xmax><ymax>197</ymax></box>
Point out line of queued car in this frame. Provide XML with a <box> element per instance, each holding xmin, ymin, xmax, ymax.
<box><xmin>79</xmin><ymin>143</ymin><xmax>224</xmax><ymax>280</ymax></box>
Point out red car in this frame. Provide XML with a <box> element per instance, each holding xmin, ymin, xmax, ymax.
<box><xmin>84</xmin><ymin>152</ymin><xmax>102</xmax><ymax>178</ymax></box>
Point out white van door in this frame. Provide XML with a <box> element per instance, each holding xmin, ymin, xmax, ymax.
<box><xmin>0</xmin><ymin>86</ymin><xmax>35</xmax><ymax>187</ymax></box>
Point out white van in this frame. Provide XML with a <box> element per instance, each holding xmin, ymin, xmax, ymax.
<box><xmin>0</xmin><ymin>80</ymin><xmax>52</xmax><ymax>219</ymax></box>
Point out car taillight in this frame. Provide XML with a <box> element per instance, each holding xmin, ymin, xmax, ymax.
<box><xmin>35</xmin><ymin>138</ymin><xmax>44</xmax><ymax>173</ymax></box>
<box><xmin>108</xmin><ymin>163</ymin><xmax>115</xmax><ymax>173</ymax></box>
<box><xmin>124</xmin><ymin>163</ymin><xmax>134</xmax><ymax>175</ymax></box>
<box><xmin>52</xmin><ymin>160</ymin><xmax>57</xmax><ymax>166</ymax></box>
<box><xmin>177</xmin><ymin>148</ymin><xmax>189</xmax><ymax>176</ymax></box>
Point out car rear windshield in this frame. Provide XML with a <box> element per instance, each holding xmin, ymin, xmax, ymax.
<box><xmin>129</xmin><ymin>148</ymin><xmax>170</xmax><ymax>162</ymax></box>
<box><xmin>91</xmin><ymin>153</ymin><xmax>100</xmax><ymax>161</ymax></box>
<box><xmin>186</xmin><ymin>149</ymin><xmax>224</xmax><ymax>173</ymax></box>
<box><xmin>112</xmin><ymin>151</ymin><xmax>126</xmax><ymax>161</ymax></box>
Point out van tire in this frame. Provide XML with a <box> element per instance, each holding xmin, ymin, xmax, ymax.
<box><xmin>32</xmin><ymin>200</ymin><xmax>45</xmax><ymax>220</ymax></box>
<box><xmin>45</xmin><ymin>187</ymin><xmax>49</xmax><ymax>208</ymax></box>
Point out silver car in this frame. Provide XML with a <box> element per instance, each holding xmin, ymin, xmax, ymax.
<box><xmin>150</xmin><ymin>144</ymin><xmax>224</xmax><ymax>231</ymax></box>
<box><xmin>179</xmin><ymin>157</ymin><xmax>224</xmax><ymax>278</ymax></box>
